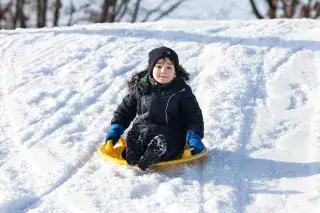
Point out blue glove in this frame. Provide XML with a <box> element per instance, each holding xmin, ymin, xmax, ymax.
<box><xmin>105</xmin><ymin>124</ymin><xmax>125</xmax><ymax>145</ymax></box>
<box><xmin>186</xmin><ymin>131</ymin><xmax>205</xmax><ymax>154</ymax></box>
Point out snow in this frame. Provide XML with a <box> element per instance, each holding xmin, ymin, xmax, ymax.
<box><xmin>0</xmin><ymin>19</ymin><xmax>319</xmax><ymax>213</ymax></box>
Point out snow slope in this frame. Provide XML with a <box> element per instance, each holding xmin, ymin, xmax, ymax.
<box><xmin>0</xmin><ymin>20</ymin><xmax>319</xmax><ymax>213</ymax></box>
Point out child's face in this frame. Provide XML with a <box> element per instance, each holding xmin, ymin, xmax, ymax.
<box><xmin>152</xmin><ymin>57</ymin><xmax>176</xmax><ymax>84</ymax></box>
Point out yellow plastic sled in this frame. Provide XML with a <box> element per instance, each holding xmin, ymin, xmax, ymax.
<box><xmin>98</xmin><ymin>137</ymin><xmax>208</xmax><ymax>166</ymax></box>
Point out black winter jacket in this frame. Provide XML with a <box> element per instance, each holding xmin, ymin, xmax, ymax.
<box><xmin>111</xmin><ymin>74</ymin><xmax>204</xmax><ymax>154</ymax></box>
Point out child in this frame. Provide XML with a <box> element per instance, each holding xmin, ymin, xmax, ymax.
<box><xmin>105</xmin><ymin>46</ymin><xmax>204</xmax><ymax>171</ymax></box>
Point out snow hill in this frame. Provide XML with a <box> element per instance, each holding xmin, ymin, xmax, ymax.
<box><xmin>0</xmin><ymin>20</ymin><xmax>319</xmax><ymax>213</ymax></box>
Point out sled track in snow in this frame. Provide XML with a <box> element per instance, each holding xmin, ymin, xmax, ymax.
<box><xmin>20</xmin><ymin>154</ymin><xmax>101</xmax><ymax>212</ymax></box>
<box><xmin>196</xmin><ymin>44</ymin><xmax>296</xmax><ymax>212</ymax></box>
<box><xmin>231</xmin><ymin>47</ymin><xmax>266</xmax><ymax>213</ymax></box>
<box><xmin>0</xmin><ymin>33</ymin><xmax>149</xmax><ymax>212</ymax></box>
<box><xmin>0</xmin><ymin>39</ymin><xmax>23</xmax><ymax>169</ymax></box>
<box><xmin>5</xmin><ymin>35</ymin><xmax>110</xmax><ymax>150</ymax></box>
<box><xmin>231</xmin><ymin>47</ymin><xmax>296</xmax><ymax>213</ymax></box>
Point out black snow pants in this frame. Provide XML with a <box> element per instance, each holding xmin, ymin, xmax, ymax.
<box><xmin>124</xmin><ymin>125</ymin><xmax>183</xmax><ymax>170</ymax></box>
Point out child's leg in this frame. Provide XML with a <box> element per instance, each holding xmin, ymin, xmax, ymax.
<box><xmin>137</xmin><ymin>134</ymin><xmax>167</xmax><ymax>171</ymax></box>
<box><xmin>125</xmin><ymin>126</ymin><xmax>144</xmax><ymax>166</ymax></box>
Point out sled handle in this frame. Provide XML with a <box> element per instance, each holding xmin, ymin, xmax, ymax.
<box><xmin>105</xmin><ymin>140</ymin><xmax>114</xmax><ymax>153</ymax></box>
<box><xmin>181</xmin><ymin>148</ymin><xmax>195</xmax><ymax>159</ymax></box>
<box><xmin>104</xmin><ymin>138</ymin><xmax>126</xmax><ymax>153</ymax></box>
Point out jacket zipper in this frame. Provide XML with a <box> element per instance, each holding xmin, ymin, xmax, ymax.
<box><xmin>165</xmin><ymin>93</ymin><xmax>175</xmax><ymax>124</ymax></box>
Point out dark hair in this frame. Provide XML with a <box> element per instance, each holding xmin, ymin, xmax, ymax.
<box><xmin>127</xmin><ymin>65</ymin><xmax>190</xmax><ymax>90</ymax></box>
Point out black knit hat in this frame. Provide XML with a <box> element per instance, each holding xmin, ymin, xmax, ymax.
<box><xmin>148</xmin><ymin>46</ymin><xmax>179</xmax><ymax>78</ymax></box>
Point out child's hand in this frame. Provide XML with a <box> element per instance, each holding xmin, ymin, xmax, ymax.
<box><xmin>186</xmin><ymin>131</ymin><xmax>205</xmax><ymax>154</ymax></box>
<box><xmin>105</xmin><ymin>124</ymin><xmax>125</xmax><ymax>145</ymax></box>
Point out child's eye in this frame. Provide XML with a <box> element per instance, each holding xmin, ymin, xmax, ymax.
<box><xmin>156</xmin><ymin>65</ymin><xmax>162</xmax><ymax>69</ymax></box>
<box><xmin>167</xmin><ymin>66</ymin><xmax>172</xmax><ymax>70</ymax></box>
